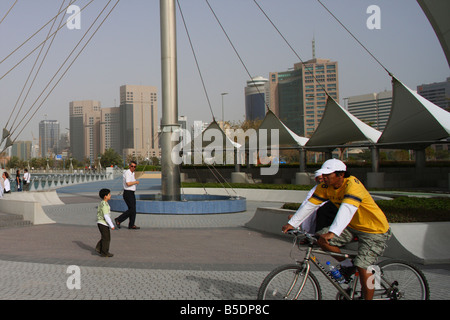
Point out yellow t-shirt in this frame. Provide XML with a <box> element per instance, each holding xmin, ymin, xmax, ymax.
<box><xmin>310</xmin><ymin>176</ymin><xmax>389</xmax><ymax>234</ymax></box>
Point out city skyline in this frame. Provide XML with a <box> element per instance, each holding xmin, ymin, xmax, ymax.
<box><xmin>0</xmin><ymin>0</ymin><xmax>448</xmax><ymax>143</ymax></box>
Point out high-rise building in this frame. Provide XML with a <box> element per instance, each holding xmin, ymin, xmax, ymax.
<box><xmin>178</xmin><ymin>115</ymin><xmax>187</xmax><ymax>131</ymax></box>
<box><xmin>119</xmin><ymin>85</ymin><xmax>159</xmax><ymax>159</ymax></box>
<box><xmin>69</xmin><ymin>85</ymin><xmax>159</xmax><ymax>163</ymax></box>
<box><xmin>11</xmin><ymin>141</ymin><xmax>32</xmax><ymax>161</ymax></box>
<box><xmin>245</xmin><ymin>76</ymin><xmax>269</xmax><ymax>121</ymax></box>
<box><xmin>347</xmin><ymin>90</ymin><xmax>392</xmax><ymax>131</ymax></box>
<box><xmin>269</xmin><ymin>58</ymin><xmax>339</xmax><ymax>136</ymax></box>
<box><xmin>100</xmin><ymin>107</ymin><xmax>121</xmax><ymax>154</ymax></box>
<box><xmin>39</xmin><ymin>120</ymin><xmax>60</xmax><ymax>158</ymax></box>
<box><xmin>417</xmin><ymin>77</ymin><xmax>450</xmax><ymax>111</ymax></box>
<box><xmin>69</xmin><ymin>100</ymin><xmax>101</xmax><ymax>163</ymax></box>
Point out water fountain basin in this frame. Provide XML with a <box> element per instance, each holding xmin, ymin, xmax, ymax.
<box><xmin>109</xmin><ymin>194</ymin><xmax>246</xmax><ymax>214</ymax></box>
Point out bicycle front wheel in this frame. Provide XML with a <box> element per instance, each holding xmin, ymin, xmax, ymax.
<box><xmin>258</xmin><ymin>264</ymin><xmax>322</xmax><ymax>300</ymax></box>
<box><xmin>377</xmin><ymin>259</ymin><xmax>430</xmax><ymax>300</ymax></box>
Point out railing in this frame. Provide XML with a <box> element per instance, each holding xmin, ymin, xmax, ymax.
<box><xmin>5</xmin><ymin>170</ymin><xmax>117</xmax><ymax>192</ymax></box>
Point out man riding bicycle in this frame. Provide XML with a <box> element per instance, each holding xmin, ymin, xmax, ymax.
<box><xmin>282</xmin><ymin>159</ymin><xmax>391</xmax><ymax>300</ymax></box>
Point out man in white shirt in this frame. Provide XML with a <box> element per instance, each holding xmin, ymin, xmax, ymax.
<box><xmin>283</xmin><ymin>159</ymin><xmax>391</xmax><ymax>300</ymax></box>
<box><xmin>23</xmin><ymin>168</ymin><xmax>31</xmax><ymax>191</ymax></box>
<box><xmin>115</xmin><ymin>161</ymin><xmax>140</xmax><ymax>229</ymax></box>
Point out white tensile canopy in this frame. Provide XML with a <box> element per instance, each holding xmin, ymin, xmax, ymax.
<box><xmin>417</xmin><ymin>0</ymin><xmax>450</xmax><ymax>67</ymax></box>
<box><xmin>305</xmin><ymin>97</ymin><xmax>382</xmax><ymax>150</ymax></box>
<box><xmin>187</xmin><ymin>120</ymin><xmax>241</xmax><ymax>150</ymax></box>
<box><xmin>377</xmin><ymin>77</ymin><xmax>450</xmax><ymax>147</ymax></box>
<box><xmin>251</xmin><ymin>109</ymin><xmax>309</xmax><ymax>147</ymax></box>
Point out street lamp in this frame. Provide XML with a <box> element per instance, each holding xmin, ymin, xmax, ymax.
<box><xmin>221</xmin><ymin>92</ymin><xmax>228</xmax><ymax>129</ymax></box>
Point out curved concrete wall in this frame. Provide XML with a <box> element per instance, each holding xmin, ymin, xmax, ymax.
<box><xmin>0</xmin><ymin>198</ymin><xmax>55</xmax><ymax>225</ymax></box>
<box><xmin>246</xmin><ymin>207</ymin><xmax>450</xmax><ymax>265</ymax></box>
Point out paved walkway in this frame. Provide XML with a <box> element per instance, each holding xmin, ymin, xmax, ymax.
<box><xmin>0</xmin><ymin>178</ymin><xmax>449</xmax><ymax>301</ymax></box>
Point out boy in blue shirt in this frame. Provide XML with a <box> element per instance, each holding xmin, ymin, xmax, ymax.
<box><xmin>96</xmin><ymin>188</ymin><xmax>115</xmax><ymax>257</ymax></box>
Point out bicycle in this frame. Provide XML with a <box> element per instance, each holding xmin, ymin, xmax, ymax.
<box><xmin>258</xmin><ymin>229</ymin><xmax>430</xmax><ymax>300</ymax></box>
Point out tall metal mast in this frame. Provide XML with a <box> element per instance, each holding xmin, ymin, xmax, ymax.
<box><xmin>160</xmin><ymin>0</ymin><xmax>180</xmax><ymax>200</ymax></box>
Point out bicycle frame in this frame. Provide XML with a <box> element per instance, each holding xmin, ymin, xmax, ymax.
<box><xmin>298</xmin><ymin>244</ymin><xmax>359</xmax><ymax>300</ymax></box>
<box><xmin>259</xmin><ymin>231</ymin><xmax>430</xmax><ymax>300</ymax></box>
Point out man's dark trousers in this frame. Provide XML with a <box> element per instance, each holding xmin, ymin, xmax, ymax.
<box><xmin>117</xmin><ymin>190</ymin><xmax>136</xmax><ymax>228</ymax></box>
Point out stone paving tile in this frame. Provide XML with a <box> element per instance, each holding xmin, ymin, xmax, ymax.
<box><xmin>0</xmin><ymin>259</ymin><xmax>447</xmax><ymax>300</ymax></box>
<box><xmin>0</xmin><ymin>185</ymin><xmax>449</xmax><ymax>301</ymax></box>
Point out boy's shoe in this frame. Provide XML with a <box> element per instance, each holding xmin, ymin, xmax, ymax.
<box><xmin>129</xmin><ymin>225</ymin><xmax>140</xmax><ymax>230</ymax></box>
<box><xmin>114</xmin><ymin>219</ymin><xmax>121</xmax><ymax>229</ymax></box>
<box><xmin>101</xmin><ymin>253</ymin><xmax>114</xmax><ymax>257</ymax></box>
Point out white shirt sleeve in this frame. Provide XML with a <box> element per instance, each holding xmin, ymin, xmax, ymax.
<box><xmin>299</xmin><ymin>185</ymin><xmax>316</xmax><ymax>208</ymax></box>
<box><xmin>104</xmin><ymin>213</ymin><xmax>115</xmax><ymax>229</ymax></box>
<box><xmin>328</xmin><ymin>202</ymin><xmax>358</xmax><ymax>236</ymax></box>
<box><xmin>288</xmin><ymin>200</ymin><xmax>320</xmax><ymax>229</ymax></box>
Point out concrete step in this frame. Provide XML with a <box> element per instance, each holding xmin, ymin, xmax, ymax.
<box><xmin>0</xmin><ymin>213</ymin><xmax>33</xmax><ymax>229</ymax></box>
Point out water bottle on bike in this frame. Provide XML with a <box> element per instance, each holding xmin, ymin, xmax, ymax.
<box><xmin>326</xmin><ymin>261</ymin><xmax>345</xmax><ymax>283</ymax></box>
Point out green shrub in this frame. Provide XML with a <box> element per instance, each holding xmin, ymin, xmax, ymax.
<box><xmin>376</xmin><ymin>197</ymin><xmax>450</xmax><ymax>223</ymax></box>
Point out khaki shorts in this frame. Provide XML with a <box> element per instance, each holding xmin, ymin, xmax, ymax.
<box><xmin>317</xmin><ymin>227</ymin><xmax>392</xmax><ymax>269</ymax></box>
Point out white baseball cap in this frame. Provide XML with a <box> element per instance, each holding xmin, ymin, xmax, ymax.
<box><xmin>316</xmin><ymin>159</ymin><xmax>346</xmax><ymax>175</ymax></box>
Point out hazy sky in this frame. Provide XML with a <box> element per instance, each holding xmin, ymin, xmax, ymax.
<box><xmin>0</xmin><ymin>0</ymin><xmax>448</xmax><ymax>143</ymax></box>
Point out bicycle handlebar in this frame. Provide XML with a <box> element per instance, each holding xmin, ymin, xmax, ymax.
<box><xmin>287</xmin><ymin>229</ymin><xmax>318</xmax><ymax>244</ymax></box>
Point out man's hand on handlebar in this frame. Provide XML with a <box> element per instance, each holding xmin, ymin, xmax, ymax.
<box><xmin>282</xmin><ymin>223</ymin><xmax>294</xmax><ymax>234</ymax></box>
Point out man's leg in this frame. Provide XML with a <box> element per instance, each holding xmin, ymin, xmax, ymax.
<box><xmin>358</xmin><ymin>267</ymin><xmax>375</xmax><ymax>300</ymax></box>
<box><xmin>127</xmin><ymin>191</ymin><xmax>137</xmax><ymax>228</ymax></box>
<box><xmin>117</xmin><ymin>190</ymin><xmax>133</xmax><ymax>224</ymax></box>
<box><xmin>352</xmin><ymin>228</ymin><xmax>392</xmax><ymax>300</ymax></box>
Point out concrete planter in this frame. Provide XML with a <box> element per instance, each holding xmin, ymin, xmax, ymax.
<box><xmin>245</xmin><ymin>207</ymin><xmax>450</xmax><ymax>265</ymax></box>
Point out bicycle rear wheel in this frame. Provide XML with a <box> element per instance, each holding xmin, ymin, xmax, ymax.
<box><xmin>258</xmin><ymin>264</ymin><xmax>322</xmax><ymax>300</ymax></box>
<box><xmin>377</xmin><ymin>259</ymin><xmax>430</xmax><ymax>300</ymax></box>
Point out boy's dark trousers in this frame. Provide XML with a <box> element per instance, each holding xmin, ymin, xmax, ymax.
<box><xmin>96</xmin><ymin>223</ymin><xmax>111</xmax><ymax>255</ymax></box>
<box><xmin>117</xmin><ymin>190</ymin><xmax>136</xmax><ymax>227</ymax></box>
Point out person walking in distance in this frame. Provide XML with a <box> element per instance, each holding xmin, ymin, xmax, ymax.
<box><xmin>115</xmin><ymin>161</ymin><xmax>140</xmax><ymax>230</ymax></box>
<box><xmin>23</xmin><ymin>168</ymin><xmax>31</xmax><ymax>191</ymax></box>
<box><xmin>2</xmin><ymin>172</ymin><xmax>11</xmax><ymax>193</ymax></box>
